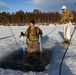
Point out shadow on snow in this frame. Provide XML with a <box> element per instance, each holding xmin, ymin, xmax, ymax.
<box><xmin>0</xmin><ymin>35</ymin><xmax>13</xmax><ymax>40</ymax></box>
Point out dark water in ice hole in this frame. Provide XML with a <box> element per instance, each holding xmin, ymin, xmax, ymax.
<box><xmin>0</xmin><ymin>48</ymin><xmax>52</xmax><ymax>72</ymax></box>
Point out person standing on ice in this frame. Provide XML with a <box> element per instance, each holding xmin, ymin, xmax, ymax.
<box><xmin>20</xmin><ymin>20</ymin><xmax>43</xmax><ymax>57</ymax></box>
<box><xmin>60</xmin><ymin>5</ymin><xmax>74</xmax><ymax>44</ymax></box>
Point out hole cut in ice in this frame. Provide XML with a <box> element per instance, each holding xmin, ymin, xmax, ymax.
<box><xmin>0</xmin><ymin>48</ymin><xmax>52</xmax><ymax>72</ymax></box>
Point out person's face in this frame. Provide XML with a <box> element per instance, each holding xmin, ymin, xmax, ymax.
<box><xmin>62</xmin><ymin>9</ymin><xmax>67</xmax><ymax>13</ymax></box>
<box><xmin>29</xmin><ymin>23</ymin><xmax>34</xmax><ymax>27</ymax></box>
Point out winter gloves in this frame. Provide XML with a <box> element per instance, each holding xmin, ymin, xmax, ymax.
<box><xmin>19</xmin><ymin>32</ymin><xmax>24</xmax><ymax>38</ymax></box>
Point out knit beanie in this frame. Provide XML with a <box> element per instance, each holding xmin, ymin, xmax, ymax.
<box><xmin>30</xmin><ymin>20</ymin><xmax>35</xmax><ymax>25</ymax></box>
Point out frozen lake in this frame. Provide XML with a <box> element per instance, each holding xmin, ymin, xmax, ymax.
<box><xmin>0</xmin><ymin>25</ymin><xmax>76</xmax><ymax>75</ymax></box>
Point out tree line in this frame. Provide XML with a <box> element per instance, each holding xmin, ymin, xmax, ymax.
<box><xmin>0</xmin><ymin>9</ymin><xmax>76</xmax><ymax>26</ymax></box>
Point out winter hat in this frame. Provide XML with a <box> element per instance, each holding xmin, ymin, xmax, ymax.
<box><xmin>30</xmin><ymin>20</ymin><xmax>35</xmax><ymax>25</ymax></box>
<box><xmin>62</xmin><ymin>5</ymin><xmax>66</xmax><ymax>9</ymax></box>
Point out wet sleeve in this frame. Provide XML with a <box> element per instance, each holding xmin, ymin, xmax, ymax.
<box><xmin>38</xmin><ymin>27</ymin><xmax>43</xmax><ymax>37</ymax></box>
<box><xmin>24</xmin><ymin>28</ymin><xmax>29</xmax><ymax>36</ymax></box>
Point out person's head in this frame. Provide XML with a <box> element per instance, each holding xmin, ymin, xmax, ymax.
<box><xmin>29</xmin><ymin>20</ymin><xmax>35</xmax><ymax>27</ymax></box>
<box><xmin>62</xmin><ymin>5</ymin><xmax>67</xmax><ymax>12</ymax></box>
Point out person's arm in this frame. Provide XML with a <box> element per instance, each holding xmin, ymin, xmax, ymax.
<box><xmin>69</xmin><ymin>11</ymin><xmax>74</xmax><ymax>21</ymax></box>
<box><xmin>39</xmin><ymin>28</ymin><xmax>43</xmax><ymax>38</ymax></box>
<box><xmin>60</xmin><ymin>13</ymin><xmax>65</xmax><ymax>23</ymax></box>
<box><xmin>19</xmin><ymin>27</ymin><xmax>29</xmax><ymax>38</ymax></box>
<box><xmin>24</xmin><ymin>28</ymin><xmax>29</xmax><ymax>36</ymax></box>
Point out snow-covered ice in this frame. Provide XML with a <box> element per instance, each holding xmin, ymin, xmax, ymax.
<box><xmin>0</xmin><ymin>25</ymin><xmax>76</xmax><ymax>75</ymax></box>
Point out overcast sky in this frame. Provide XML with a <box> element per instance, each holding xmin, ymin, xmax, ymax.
<box><xmin>0</xmin><ymin>0</ymin><xmax>76</xmax><ymax>13</ymax></box>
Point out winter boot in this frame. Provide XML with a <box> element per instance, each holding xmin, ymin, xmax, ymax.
<box><xmin>62</xmin><ymin>39</ymin><xmax>70</xmax><ymax>44</ymax></box>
